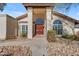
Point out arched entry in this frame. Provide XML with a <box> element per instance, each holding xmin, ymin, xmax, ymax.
<box><xmin>35</xmin><ymin>18</ymin><xmax>44</xmax><ymax>35</ymax></box>
<box><xmin>53</xmin><ymin>20</ymin><xmax>63</xmax><ymax>35</ymax></box>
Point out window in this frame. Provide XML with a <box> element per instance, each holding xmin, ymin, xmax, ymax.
<box><xmin>53</xmin><ymin>20</ymin><xmax>63</xmax><ymax>35</ymax></box>
<box><xmin>75</xmin><ymin>24</ymin><xmax>79</xmax><ymax>28</ymax></box>
<box><xmin>35</xmin><ymin>18</ymin><xmax>44</xmax><ymax>25</ymax></box>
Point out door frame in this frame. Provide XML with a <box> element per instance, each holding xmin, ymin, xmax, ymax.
<box><xmin>34</xmin><ymin>18</ymin><xmax>44</xmax><ymax>35</ymax></box>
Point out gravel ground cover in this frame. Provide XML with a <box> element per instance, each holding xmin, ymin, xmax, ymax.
<box><xmin>0</xmin><ymin>46</ymin><xmax>32</xmax><ymax>56</ymax></box>
<box><xmin>47</xmin><ymin>38</ymin><xmax>79</xmax><ymax>56</ymax></box>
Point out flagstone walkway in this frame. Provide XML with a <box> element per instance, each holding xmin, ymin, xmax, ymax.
<box><xmin>29</xmin><ymin>36</ymin><xmax>48</xmax><ymax>56</ymax></box>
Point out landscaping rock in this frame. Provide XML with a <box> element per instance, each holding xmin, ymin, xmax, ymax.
<box><xmin>47</xmin><ymin>38</ymin><xmax>79</xmax><ymax>56</ymax></box>
<box><xmin>0</xmin><ymin>46</ymin><xmax>32</xmax><ymax>56</ymax></box>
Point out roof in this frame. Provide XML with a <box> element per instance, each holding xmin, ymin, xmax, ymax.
<box><xmin>53</xmin><ymin>11</ymin><xmax>79</xmax><ymax>24</ymax></box>
<box><xmin>16</xmin><ymin>13</ymin><xmax>28</xmax><ymax>20</ymax></box>
<box><xmin>0</xmin><ymin>14</ymin><xmax>15</xmax><ymax>19</ymax></box>
<box><xmin>23</xmin><ymin>3</ymin><xmax>54</xmax><ymax>7</ymax></box>
<box><xmin>16</xmin><ymin>11</ymin><xmax>79</xmax><ymax>24</ymax></box>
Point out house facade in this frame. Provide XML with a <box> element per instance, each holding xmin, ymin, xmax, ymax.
<box><xmin>17</xmin><ymin>3</ymin><xmax>54</xmax><ymax>39</ymax></box>
<box><xmin>17</xmin><ymin>3</ymin><xmax>79</xmax><ymax>39</ymax></box>
<box><xmin>0</xmin><ymin>3</ymin><xmax>79</xmax><ymax>40</ymax></box>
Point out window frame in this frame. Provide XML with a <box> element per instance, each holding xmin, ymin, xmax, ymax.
<box><xmin>53</xmin><ymin>20</ymin><xmax>63</xmax><ymax>35</ymax></box>
<box><xmin>21</xmin><ymin>24</ymin><xmax>28</xmax><ymax>34</ymax></box>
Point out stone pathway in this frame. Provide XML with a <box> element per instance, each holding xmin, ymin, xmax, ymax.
<box><xmin>29</xmin><ymin>36</ymin><xmax>48</xmax><ymax>56</ymax></box>
<box><xmin>0</xmin><ymin>36</ymin><xmax>48</xmax><ymax>56</ymax></box>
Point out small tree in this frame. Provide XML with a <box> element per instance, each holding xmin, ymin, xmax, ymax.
<box><xmin>0</xmin><ymin>3</ymin><xmax>7</xmax><ymax>12</ymax></box>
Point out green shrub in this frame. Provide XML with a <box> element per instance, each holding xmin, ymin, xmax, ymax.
<box><xmin>47</xmin><ymin>30</ymin><xmax>56</xmax><ymax>42</ymax></box>
<box><xmin>73</xmin><ymin>35</ymin><xmax>79</xmax><ymax>41</ymax></box>
<box><xmin>62</xmin><ymin>35</ymin><xmax>72</xmax><ymax>39</ymax></box>
<box><xmin>20</xmin><ymin>32</ymin><xmax>27</xmax><ymax>37</ymax></box>
<box><xmin>62</xmin><ymin>35</ymin><xmax>79</xmax><ymax>41</ymax></box>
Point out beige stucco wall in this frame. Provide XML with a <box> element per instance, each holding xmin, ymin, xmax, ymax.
<box><xmin>18</xmin><ymin>17</ymin><xmax>28</xmax><ymax>37</ymax></box>
<box><xmin>6</xmin><ymin>15</ymin><xmax>17</xmax><ymax>39</ymax></box>
<box><xmin>52</xmin><ymin>14</ymin><xmax>75</xmax><ymax>35</ymax></box>
<box><xmin>46</xmin><ymin>7</ymin><xmax>52</xmax><ymax>31</ymax></box>
<box><xmin>18</xmin><ymin>17</ymin><xmax>28</xmax><ymax>23</ymax></box>
<box><xmin>45</xmin><ymin>7</ymin><xmax>52</xmax><ymax>37</ymax></box>
<box><xmin>27</xmin><ymin>7</ymin><xmax>33</xmax><ymax>39</ymax></box>
<box><xmin>0</xmin><ymin>14</ymin><xmax>7</xmax><ymax>40</ymax></box>
<box><xmin>0</xmin><ymin>14</ymin><xmax>17</xmax><ymax>40</ymax></box>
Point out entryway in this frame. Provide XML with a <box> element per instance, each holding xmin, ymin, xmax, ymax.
<box><xmin>35</xmin><ymin>18</ymin><xmax>44</xmax><ymax>35</ymax></box>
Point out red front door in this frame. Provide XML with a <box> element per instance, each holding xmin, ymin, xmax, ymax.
<box><xmin>36</xmin><ymin>25</ymin><xmax>44</xmax><ymax>35</ymax></box>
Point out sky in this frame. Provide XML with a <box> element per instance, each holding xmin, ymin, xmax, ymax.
<box><xmin>0</xmin><ymin>3</ymin><xmax>27</xmax><ymax>18</ymax></box>
<box><xmin>0</xmin><ymin>3</ymin><xmax>79</xmax><ymax>20</ymax></box>
<box><xmin>54</xmin><ymin>4</ymin><xmax>79</xmax><ymax>20</ymax></box>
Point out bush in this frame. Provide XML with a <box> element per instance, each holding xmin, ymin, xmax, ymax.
<box><xmin>20</xmin><ymin>32</ymin><xmax>27</xmax><ymax>37</ymax></box>
<box><xmin>73</xmin><ymin>35</ymin><xmax>79</xmax><ymax>41</ymax></box>
<box><xmin>62</xmin><ymin>35</ymin><xmax>73</xmax><ymax>39</ymax></box>
<box><xmin>62</xmin><ymin>35</ymin><xmax>79</xmax><ymax>41</ymax></box>
<box><xmin>47</xmin><ymin>30</ymin><xmax>56</xmax><ymax>42</ymax></box>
